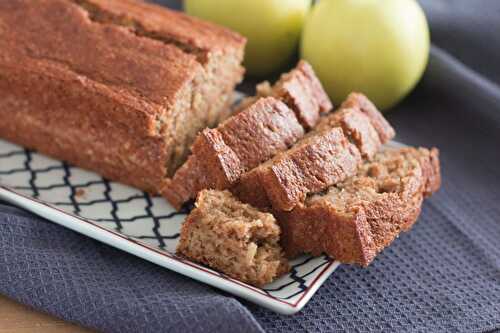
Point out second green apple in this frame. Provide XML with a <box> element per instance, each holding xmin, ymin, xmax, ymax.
<box><xmin>185</xmin><ymin>0</ymin><xmax>311</xmax><ymax>77</ymax></box>
<box><xmin>301</xmin><ymin>0</ymin><xmax>430</xmax><ymax>110</ymax></box>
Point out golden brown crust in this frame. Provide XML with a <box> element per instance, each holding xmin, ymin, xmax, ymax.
<box><xmin>77</xmin><ymin>0</ymin><xmax>246</xmax><ymax>59</ymax></box>
<box><xmin>2</xmin><ymin>0</ymin><xmax>200</xmax><ymax>113</ymax></box>
<box><xmin>277</xmin><ymin>204</ymin><xmax>376</xmax><ymax>265</ymax></box>
<box><xmin>217</xmin><ymin>98</ymin><xmax>305</xmax><ymax>170</ymax></box>
<box><xmin>163</xmin><ymin>97</ymin><xmax>305</xmax><ymax>209</ymax></box>
<box><xmin>296</xmin><ymin>61</ymin><xmax>333</xmax><ymax>114</ymax></box>
<box><xmin>316</xmin><ymin>107</ymin><xmax>382</xmax><ymax>160</ymax></box>
<box><xmin>274</xmin><ymin>60</ymin><xmax>333</xmax><ymax>129</ymax></box>
<box><xmin>341</xmin><ymin>93</ymin><xmax>396</xmax><ymax>143</ymax></box>
<box><xmin>278</xmin><ymin>147</ymin><xmax>441</xmax><ymax>266</ymax></box>
<box><xmin>0</xmin><ymin>56</ymin><xmax>172</xmax><ymax>193</ymax></box>
<box><xmin>192</xmin><ymin>129</ymin><xmax>243</xmax><ymax>189</ymax></box>
<box><xmin>235</xmin><ymin>128</ymin><xmax>362</xmax><ymax>211</ymax></box>
<box><xmin>0</xmin><ymin>0</ymin><xmax>245</xmax><ymax>194</ymax></box>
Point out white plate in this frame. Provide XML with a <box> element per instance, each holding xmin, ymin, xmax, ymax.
<box><xmin>0</xmin><ymin>138</ymin><xmax>340</xmax><ymax>314</ymax></box>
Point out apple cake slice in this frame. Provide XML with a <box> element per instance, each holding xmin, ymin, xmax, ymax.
<box><xmin>164</xmin><ymin>60</ymin><xmax>334</xmax><ymax>209</ymax></box>
<box><xmin>177</xmin><ymin>190</ymin><xmax>290</xmax><ymax>287</ymax></box>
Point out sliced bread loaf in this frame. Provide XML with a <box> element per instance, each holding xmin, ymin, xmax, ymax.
<box><xmin>177</xmin><ymin>190</ymin><xmax>290</xmax><ymax>287</ymax></box>
<box><xmin>232</xmin><ymin>94</ymin><xmax>393</xmax><ymax>211</ymax></box>
<box><xmin>163</xmin><ymin>97</ymin><xmax>304</xmax><ymax>209</ymax></box>
<box><xmin>278</xmin><ymin>147</ymin><xmax>441</xmax><ymax>266</ymax></box>
<box><xmin>233</xmin><ymin>127</ymin><xmax>362</xmax><ymax>211</ymax></box>
<box><xmin>163</xmin><ymin>61</ymin><xmax>335</xmax><ymax>209</ymax></box>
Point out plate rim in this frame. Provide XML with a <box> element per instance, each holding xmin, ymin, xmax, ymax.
<box><xmin>0</xmin><ymin>184</ymin><xmax>340</xmax><ymax>315</ymax></box>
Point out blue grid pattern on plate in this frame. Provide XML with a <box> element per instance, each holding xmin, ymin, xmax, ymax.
<box><xmin>0</xmin><ymin>140</ymin><xmax>335</xmax><ymax>303</ymax></box>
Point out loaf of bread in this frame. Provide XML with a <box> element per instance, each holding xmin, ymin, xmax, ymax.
<box><xmin>177</xmin><ymin>190</ymin><xmax>290</xmax><ymax>287</ymax></box>
<box><xmin>164</xmin><ymin>60</ymin><xmax>333</xmax><ymax>209</ymax></box>
<box><xmin>0</xmin><ymin>0</ymin><xmax>245</xmax><ymax>194</ymax></box>
<box><xmin>278</xmin><ymin>147</ymin><xmax>441</xmax><ymax>266</ymax></box>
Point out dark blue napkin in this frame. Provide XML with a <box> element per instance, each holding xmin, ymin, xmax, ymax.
<box><xmin>1</xmin><ymin>1</ymin><xmax>499</xmax><ymax>332</ymax></box>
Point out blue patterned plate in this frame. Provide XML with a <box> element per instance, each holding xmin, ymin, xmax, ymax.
<box><xmin>0</xmin><ymin>138</ymin><xmax>340</xmax><ymax>314</ymax></box>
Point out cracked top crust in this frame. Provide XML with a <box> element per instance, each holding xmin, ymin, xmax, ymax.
<box><xmin>78</xmin><ymin>0</ymin><xmax>246</xmax><ymax>58</ymax></box>
<box><xmin>0</xmin><ymin>0</ymin><xmax>205</xmax><ymax>114</ymax></box>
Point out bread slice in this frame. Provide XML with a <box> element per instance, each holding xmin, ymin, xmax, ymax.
<box><xmin>233</xmin><ymin>127</ymin><xmax>362</xmax><ymax>211</ymax></box>
<box><xmin>177</xmin><ymin>190</ymin><xmax>290</xmax><ymax>287</ymax></box>
<box><xmin>236</xmin><ymin>60</ymin><xmax>333</xmax><ymax>129</ymax></box>
<box><xmin>163</xmin><ymin>97</ymin><xmax>305</xmax><ymax>209</ymax></box>
<box><xmin>316</xmin><ymin>93</ymin><xmax>395</xmax><ymax>159</ymax></box>
<box><xmin>278</xmin><ymin>147</ymin><xmax>441</xmax><ymax>266</ymax></box>
<box><xmin>315</xmin><ymin>107</ymin><xmax>382</xmax><ymax>160</ymax></box>
<box><xmin>340</xmin><ymin>92</ymin><xmax>396</xmax><ymax>143</ymax></box>
<box><xmin>0</xmin><ymin>0</ymin><xmax>245</xmax><ymax>194</ymax></box>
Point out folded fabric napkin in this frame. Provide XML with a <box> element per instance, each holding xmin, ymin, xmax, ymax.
<box><xmin>1</xmin><ymin>1</ymin><xmax>499</xmax><ymax>332</ymax></box>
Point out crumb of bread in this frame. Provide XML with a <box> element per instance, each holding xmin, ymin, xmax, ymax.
<box><xmin>177</xmin><ymin>190</ymin><xmax>290</xmax><ymax>287</ymax></box>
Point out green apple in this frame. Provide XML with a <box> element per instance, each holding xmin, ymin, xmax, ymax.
<box><xmin>185</xmin><ymin>0</ymin><xmax>312</xmax><ymax>77</ymax></box>
<box><xmin>301</xmin><ymin>0</ymin><xmax>430</xmax><ymax>110</ymax></box>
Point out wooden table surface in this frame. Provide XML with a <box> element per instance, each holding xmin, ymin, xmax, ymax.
<box><xmin>0</xmin><ymin>295</ymin><xmax>93</xmax><ymax>333</ymax></box>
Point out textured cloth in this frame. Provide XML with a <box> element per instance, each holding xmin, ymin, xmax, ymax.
<box><xmin>0</xmin><ymin>204</ymin><xmax>263</xmax><ymax>333</ymax></box>
<box><xmin>1</xmin><ymin>1</ymin><xmax>500</xmax><ymax>332</ymax></box>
